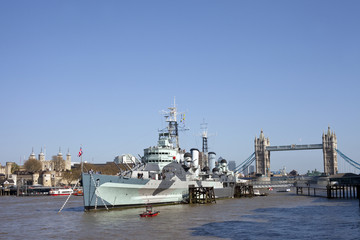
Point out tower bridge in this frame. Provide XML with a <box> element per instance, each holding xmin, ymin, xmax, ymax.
<box><xmin>234</xmin><ymin>127</ymin><xmax>359</xmax><ymax>177</ymax></box>
<box><xmin>254</xmin><ymin>127</ymin><xmax>338</xmax><ymax>177</ymax></box>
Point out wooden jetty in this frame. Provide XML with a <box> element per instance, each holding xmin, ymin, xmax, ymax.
<box><xmin>234</xmin><ymin>183</ymin><xmax>254</xmax><ymax>198</ymax></box>
<box><xmin>326</xmin><ymin>184</ymin><xmax>360</xmax><ymax>199</ymax></box>
<box><xmin>296</xmin><ymin>184</ymin><xmax>360</xmax><ymax>199</ymax></box>
<box><xmin>296</xmin><ymin>186</ymin><xmax>327</xmax><ymax>197</ymax></box>
<box><xmin>296</xmin><ymin>174</ymin><xmax>360</xmax><ymax>200</ymax></box>
<box><xmin>188</xmin><ymin>185</ymin><xmax>216</xmax><ymax>204</ymax></box>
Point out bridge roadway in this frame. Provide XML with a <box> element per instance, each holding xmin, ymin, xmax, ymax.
<box><xmin>265</xmin><ymin>144</ymin><xmax>323</xmax><ymax>151</ymax></box>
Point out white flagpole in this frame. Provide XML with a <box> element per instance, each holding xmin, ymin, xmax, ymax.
<box><xmin>81</xmin><ymin>154</ymin><xmax>83</xmax><ymax>173</ymax></box>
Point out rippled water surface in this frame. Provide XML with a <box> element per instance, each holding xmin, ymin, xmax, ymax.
<box><xmin>1</xmin><ymin>192</ymin><xmax>359</xmax><ymax>240</ymax></box>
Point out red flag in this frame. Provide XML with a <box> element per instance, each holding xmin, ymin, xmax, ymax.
<box><xmin>78</xmin><ymin>147</ymin><xmax>83</xmax><ymax>157</ymax></box>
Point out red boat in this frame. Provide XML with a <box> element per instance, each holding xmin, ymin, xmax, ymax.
<box><xmin>139</xmin><ymin>205</ymin><xmax>160</xmax><ymax>217</ymax></box>
<box><xmin>73</xmin><ymin>188</ymin><xmax>84</xmax><ymax>196</ymax></box>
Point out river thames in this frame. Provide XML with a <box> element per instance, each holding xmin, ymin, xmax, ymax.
<box><xmin>1</xmin><ymin>192</ymin><xmax>359</xmax><ymax>240</ymax></box>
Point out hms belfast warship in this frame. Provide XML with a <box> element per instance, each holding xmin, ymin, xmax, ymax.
<box><xmin>82</xmin><ymin>102</ymin><xmax>236</xmax><ymax>211</ymax></box>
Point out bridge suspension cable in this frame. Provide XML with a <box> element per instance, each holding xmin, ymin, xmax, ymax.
<box><xmin>235</xmin><ymin>152</ymin><xmax>256</xmax><ymax>173</ymax></box>
<box><xmin>237</xmin><ymin>156</ymin><xmax>256</xmax><ymax>173</ymax></box>
<box><xmin>336</xmin><ymin>149</ymin><xmax>360</xmax><ymax>171</ymax></box>
<box><xmin>235</xmin><ymin>152</ymin><xmax>255</xmax><ymax>170</ymax></box>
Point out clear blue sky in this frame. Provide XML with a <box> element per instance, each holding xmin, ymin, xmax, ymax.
<box><xmin>1</xmin><ymin>1</ymin><xmax>359</xmax><ymax>174</ymax></box>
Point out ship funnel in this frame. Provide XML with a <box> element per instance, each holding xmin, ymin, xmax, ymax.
<box><xmin>190</xmin><ymin>148</ymin><xmax>200</xmax><ymax>175</ymax></box>
<box><xmin>208</xmin><ymin>152</ymin><xmax>216</xmax><ymax>172</ymax></box>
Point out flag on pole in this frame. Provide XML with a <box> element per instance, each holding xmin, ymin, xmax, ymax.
<box><xmin>78</xmin><ymin>147</ymin><xmax>83</xmax><ymax>157</ymax></box>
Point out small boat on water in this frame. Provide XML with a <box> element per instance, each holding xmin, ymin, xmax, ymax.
<box><xmin>139</xmin><ymin>205</ymin><xmax>160</xmax><ymax>218</ymax></box>
<box><xmin>49</xmin><ymin>188</ymin><xmax>73</xmax><ymax>196</ymax></box>
<box><xmin>254</xmin><ymin>189</ymin><xmax>267</xmax><ymax>196</ymax></box>
<box><xmin>277</xmin><ymin>188</ymin><xmax>291</xmax><ymax>192</ymax></box>
<box><xmin>73</xmin><ymin>188</ymin><xmax>84</xmax><ymax>196</ymax></box>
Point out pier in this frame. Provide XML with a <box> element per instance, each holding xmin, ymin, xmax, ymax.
<box><xmin>0</xmin><ymin>186</ymin><xmax>52</xmax><ymax>196</ymax></box>
<box><xmin>188</xmin><ymin>185</ymin><xmax>216</xmax><ymax>204</ymax></box>
<box><xmin>296</xmin><ymin>184</ymin><xmax>360</xmax><ymax>199</ymax></box>
<box><xmin>295</xmin><ymin>174</ymin><xmax>360</xmax><ymax>199</ymax></box>
<box><xmin>295</xmin><ymin>186</ymin><xmax>328</xmax><ymax>197</ymax></box>
<box><xmin>326</xmin><ymin>184</ymin><xmax>360</xmax><ymax>199</ymax></box>
<box><xmin>234</xmin><ymin>183</ymin><xmax>254</xmax><ymax>197</ymax></box>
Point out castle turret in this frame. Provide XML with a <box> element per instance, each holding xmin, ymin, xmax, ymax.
<box><xmin>65</xmin><ymin>149</ymin><xmax>71</xmax><ymax>170</ymax></box>
<box><xmin>29</xmin><ymin>147</ymin><xmax>36</xmax><ymax>160</ymax></box>
<box><xmin>39</xmin><ymin>148</ymin><xmax>45</xmax><ymax>162</ymax></box>
<box><xmin>32</xmin><ymin>172</ymin><xmax>39</xmax><ymax>185</ymax></box>
<box><xmin>5</xmin><ymin>162</ymin><xmax>14</xmax><ymax>178</ymax></box>
<box><xmin>53</xmin><ymin>147</ymin><xmax>65</xmax><ymax>172</ymax></box>
<box><xmin>57</xmin><ymin>147</ymin><xmax>63</xmax><ymax>158</ymax></box>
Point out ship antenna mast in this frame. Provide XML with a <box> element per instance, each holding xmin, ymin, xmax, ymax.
<box><xmin>201</xmin><ymin>119</ymin><xmax>208</xmax><ymax>153</ymax></box>
<box><xmin>160</xmin><ymin>97</ymin><xmax>188</xmax><ymax>149</ymax></box>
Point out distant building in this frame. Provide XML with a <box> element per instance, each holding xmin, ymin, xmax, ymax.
<box><xmin>228</xmin><ymin>161</ymin><xmax>236</xmax><ymax>172</ymax></box>
<box><xmin>0</xmin><ymin>162</ymin><xmax>15</xmax><ymax>179</ymax></box>
<box><xmin>289</xmin><ymin>170</ymin><xmax>298</xmax><ymax>176</ymax></box>
<box><xmin>306</xmin><ymin>169</ymin><xmax>322</xmax><ymax>177</ymax></box>
<box><xmin>0</xmin><ymin>179</ymin><xmax>15</xmax><ymax>188</ymax></box>
<box><xmin>272</xmin><ymin>166</ymin><xmax>288</xmax><ymax>177</ymax></box>
<box><xmin>249</xmin><ymin>165</ymin><xmax>254</xmax><ymax>175</ymax></box>
<box><xmin>243</xmin><ymin>165</ymin><xmax>255</xmax><ymax>176</ymax></box>
<box><xmin>28</xmin><ymin>148</ymin><xmax>71</xmax><ymax>172</ymax></box>
<box><xmin>2</xmin><ymin>148</ymin><xmax>74</xmax><ymax>187</ymax></box>
<box><xmin>114</xmin><ymin>154</ymin><xmax>138</xmax><ymax>165</ymax></box>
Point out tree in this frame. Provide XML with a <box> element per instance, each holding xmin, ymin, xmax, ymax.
<box><xmin>52</xmin><ymin>155</ymin><xmax>65</xmax><ymax>172</ymax></box>
<box><xmin>11</xmin><ymin>163</ymin><xmax>20</xmax><ymax>173</ymax></box>
<box><xmin>62</xmin><ymin>169</ymin><xmax>81</xmax><ymax>185</ymax></box>
<box><xmin>24</xmin><ymin>159</ymin><xmax>42</xmax><ymax>173</ymax></box>
<box><xmin>82</xmin><ymin>162</ymin><xmax>120</xmax><ymax>175</ymax></box>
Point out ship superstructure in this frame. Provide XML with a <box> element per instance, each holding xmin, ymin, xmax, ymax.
<box><xmin>141</xmin><ymin>102</ymin><xmax>185</xmax><ymax>171</ymax></box>
<box><xmin>82</xmin><ymin>102</ymin><xmax>235</xmax><ymax>211</ymax></box>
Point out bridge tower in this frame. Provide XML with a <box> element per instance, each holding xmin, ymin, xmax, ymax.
<box><xmin>322</xmin><ymin>126</ymin><xmax>338</xmax><ymax>175</ymax></box>
<box><xmin>255</xmin><ymin>130</ymin><xmax>270</xmax><ymax>176</ymax></box>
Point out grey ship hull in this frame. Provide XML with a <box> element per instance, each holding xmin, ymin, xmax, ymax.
<box><xmin>82</xmin><ymin>173</ymin><xmax>234</xmax><ymax>211</ymax></box>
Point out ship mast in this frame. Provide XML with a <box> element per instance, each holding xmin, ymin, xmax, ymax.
<box><xmin>201</xmin><ymin>119</ymin><xmax>208</xmax><ymax>153</ymax></box>
<box><xmin>160</xmin><ymin>98</ymin><xmax>187</xmax><ymax>150</ymax></box>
